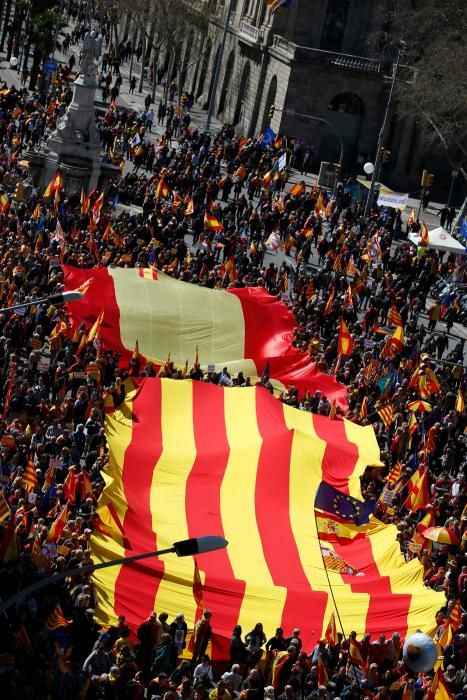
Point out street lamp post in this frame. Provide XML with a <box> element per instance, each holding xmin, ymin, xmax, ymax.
<box><xmin>0</xmin><ymin>290</ymin><xmax>84</xmax><ymax>315</ymax></box>
<box><xmin>205</xmin><ymin>0</ymin><xmax>235</xmax><ymax>135</ymax></box>
<box><xmin>447</xmin><ymin>170</ymin><xmax>458</xmax><ymax>208</ymax></box>
<box><xmin>363</xmin><ymin>41</ymin><xmax>406</xmax><ymax>218</ymax></box>
<box><xmin>0</xmin><ymin>536</ymin><xmax>228</xmax><ymax>615</ymax></box>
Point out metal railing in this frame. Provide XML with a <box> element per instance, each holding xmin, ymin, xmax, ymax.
<box><xmin>271</xmin><ymin>35</ymin><xmax>383</xmax><ymax>74</ymax></box>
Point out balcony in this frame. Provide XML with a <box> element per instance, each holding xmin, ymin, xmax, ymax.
<box><xmin>239</xmin><ymin>19</ymin><xmax>260</xmax><ymax>43</ymax></box>
<box><xmin>271</xmin><ymin>35</ymin><xmax>383</xmax><ymax>74</ymax></box>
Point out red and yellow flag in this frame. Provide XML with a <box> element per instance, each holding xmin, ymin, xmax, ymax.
<box><xmin>63</xmin><ymin>265</ymin><xmax>347</xmax><ymax>406</ymax></box>
<box><xmin>222</xmin><ymin>256</ymin><xmax>237</xmax><ymax>284</ymax></box>
<box><xmin>428</xmin><ymin>669</ymin><xmax>454</xmax><ymax>700</ymax></box>
<box><xmin>404</xmin><ymin>468</ymin><xmax>429</xmax><ymax>512</ymax></box>
<box><xmin>325</xmin><ymin>611</ymin><xmax>338</xmax><ymax>647</ymax></box>
<box><xmin>21</xmin><ymin>459</ymin><xmax>38</xmax><ymax>493</ymax></box>
<box><xmin>388</xmin><ymin>306</ymin><xmax>402</xmax><ymax>326</ymax></box>
<box><xmin>184</xmin><ymin>198</ymin><xmax>195</xmax><ymax>216</ymax></box>
<box><xmin>47</xmin><ymin>503</ymin><xmax>69</xmax><ymax>542</ymax></box>
<box><xmin>43</xmin><ymin>169</ymin><xmax>64</xmax><ymax>198</ymax></box>
<box><xmin>290</xmin><ymin>182</ymin><xmax>305</xmax><ymax>197</ymax></box>
<box><xmin>420</xmin><ymin>222</ymin><xmax>429</xmax><ymax>246</ymax></box>
<box><xmin>338</xmin><ymin>319</ymin><xmax>354</xmax><ymax>356</ymax></box>
<box><xmin>455</xmin><ymin>388</ymin><xmax>465</xmax><ymax>414</ymax></box>
<box><xmin>389</xmin><ymin>325</ymin><xmax>404</xmax><ymax>354</ymax></box>
<box><xmin>204</xmin><ymin>212</ymin><xmax>224</xmax><ymax>231</ymax></box>
<box><xmin>323</xmin><ymin>288</ymin><xmax>335</xmax><ymax>318</ymax></box>
<box><xmin>0</xmin><ymin>489</ymin><xmax>11</xmax><ymax>524</ymax></box>
<box><xmin>46</xmin><ymin>604</ymin><xmax>71</xmax><ymax>630</ymax></box>
<box><xmin>91</xmin><ymin>378</ymin><xmax>441</xmax><ymax>658</ymax></box>
<box><xmin>315</xmin><ymin>192</ymin><xmax>325</xmax><ymax>214</ymax></box>
<box><xmin>155</xmin><ymin>173</ymin><xmax>169</xmax><ymax>199</ymax></box>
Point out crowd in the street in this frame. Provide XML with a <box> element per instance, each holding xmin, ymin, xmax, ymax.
<box><xmin>0</xmin><ymin>17</ymin><xmax>465</xmax><ymax>700</ymax></box>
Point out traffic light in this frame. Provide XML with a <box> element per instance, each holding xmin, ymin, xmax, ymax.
<box><xmin>421</xmin><ymin>170</ymin><xmax>434</xmax><ymax>187</ymax></box>
<box><xmin>269</xmin><ymin>104</ymin><xmax>275</xmax><ymax>120</ymax></box>
<box><xmin>381</xmin><ymin>148</ymin><xmax>391</xmax><ymax>163</ymax></box>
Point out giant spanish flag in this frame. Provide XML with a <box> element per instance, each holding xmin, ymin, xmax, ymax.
<box><xmin>92</xmin><ymin>378</ymin><xmax>443</xmax><ymax>657</ymax></box>
<box><xmin>63</xmin><ymin>265</ymin><xmax>347</xmax><ymax>406</ymax></box>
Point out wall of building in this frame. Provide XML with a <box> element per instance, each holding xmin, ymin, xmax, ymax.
<box><xmin>178</xmin><ymin>0</ymin><xmax>452</xmax><ymax>192</ymax></box>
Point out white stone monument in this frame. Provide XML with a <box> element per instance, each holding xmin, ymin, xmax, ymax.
<box><xmin>29</xmin><ymin>32</ymin><xmax>119</xmax><ymax>194</ymax></box>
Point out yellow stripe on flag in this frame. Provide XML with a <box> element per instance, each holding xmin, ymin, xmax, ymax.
<box><xmin>221</xmin><ymin>389</ymin><xmax>287</xmax><ymax>634</ymax></box>
<box><xmin>151</xmin><ymin>380</ymin><xmax>198</xmax><ymax>626</ymax></box>
<box><xmin>284</xmin><ymin>406</ymin><xmax>339</xmax><ymax>644</ymax></box>
<box><xmin>368</xmin><ymin>521</ymin><xmax>443</xmax><ymax>635</ymax></box>
<box><xmin>344</xmin><ymin>420</ymin><xmax>383</xmax><ymax>499</ymax></box>
<box><xmin>92</xmin><ymin>382</ymin><xmax>135</xmax><ymax>625</ymax></box>
<box><xmin>109</xmin><ymin>269</ymin><xmax>252</xmax><ymax>371</ymax></box>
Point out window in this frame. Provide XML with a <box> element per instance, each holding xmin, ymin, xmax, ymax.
<box><xmin>320</xmin><ymin>0</ymin><xmax>350</xmax><ymax>53</ymax></box>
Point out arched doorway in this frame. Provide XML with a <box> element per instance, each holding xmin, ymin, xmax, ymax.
<box><xmin>233</xmin><ymin>61</ymin><xmax>250</xmax><ymax>127</ymax></box>
<box><xmin>261</xmin><ymin>74</ymin><xmax>277</xmax><ymax>133</ymax></box>
<box><xmin>328</xmin><ymin>92</ymin><xmax>364</xmax><ymax>116</ymax></box>
<box><xmin>196</xmin><ymin>38</ymin><xmax>212</xmax><ymax>99</ymax></box>
<box><xmin>217</xmin><ymin>51</ymin><xmax>235</xmax><ymax>117</ymax></box>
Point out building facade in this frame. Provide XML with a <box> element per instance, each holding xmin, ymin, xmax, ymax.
<box><xmin>180</xmin><ymin>0</ymin><xmax>438</xmax><ymax>191</ymax></box>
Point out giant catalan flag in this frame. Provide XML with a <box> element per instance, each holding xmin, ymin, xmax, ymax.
<box><xmin>63</xmin><ymin>266</ymin><xmax>347</xmax><ymax>406</ymax></box>
<box><xmin>92</xmin><ymin>378</ymin><xmax>443</xmax><ymax>656</ymax></box>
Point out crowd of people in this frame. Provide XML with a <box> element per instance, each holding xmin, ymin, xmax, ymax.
<box><xmin>0</xmin><ymin>15</ymin><xmax>465</xmax><ymax>700</ymax></box>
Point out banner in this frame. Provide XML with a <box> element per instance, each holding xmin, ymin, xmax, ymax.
<box><xmin>377</xmin><ymin>189</ymin><xmax>410</xmax><ymax>210</ymax></box>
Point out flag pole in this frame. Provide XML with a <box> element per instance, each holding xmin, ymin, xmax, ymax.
<box><xmin>314</xmin><ymin>505</ymin><xmax>367</xmax><ymax>681</ymax></box>
<box><xmin>313</xmin><ymin>505</ymin><xmax>347</xmax><ymax>643</ymax></box>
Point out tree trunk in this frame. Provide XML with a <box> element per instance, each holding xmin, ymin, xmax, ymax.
<box><xmin>28</xmin><ymin>43</ymin><xmax>42</xmax><ymax>92</ymax></box>
<box><xmin>22</xmin><ymin>41</ymin><xmax>31</xmax><ymax>71</ymax></box>
<box><xmin>123</xmin><ymin>11</ymin><xmax>131</xmax><ymax>42</ymax></box>
<box><xmin>138</xmin><ymin>33</ymin><xmax>146</xmax><ymax>93</ymax></box>
<box><xmin>0</xmin><ymin>0</ymin><xmax>12</xmax><ymax>52</ymax></box>
<box><xmin>151</xmin><ymin>50</ymin><xmax>158</xmax><ymax>102</ymax></box>
<box><xmin>129</xmin><ymin>27</ymin><xmax>137</xmax><ymax>79</ymax></box>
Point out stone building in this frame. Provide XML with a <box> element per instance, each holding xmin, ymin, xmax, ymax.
<box><xmin>180</xmin><ymin>0</ymin><xmax>434</xmax><ymax>191</ymax></box>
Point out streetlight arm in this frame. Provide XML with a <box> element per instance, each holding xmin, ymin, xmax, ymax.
<box><xmin>276</xmin><ymin>108</ymin><xmax>344</xmax><ymax>173</ymax></box>
<box><xmin>0</xmin><ymin>290</ymin><xmax>84</xmax><ymax>315</ymax></box>
<box><xmin>0</xmin><ymin>536</ymin><xmax>228</xmax><ymax>615</ymax></box>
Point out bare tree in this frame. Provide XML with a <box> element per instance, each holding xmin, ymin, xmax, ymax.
<box><xmin>375</xmin><ymin>0</ymin><xmax>467</xmax><ymax>180</ymax></box>
<box><xmin>116</xmin><ymin>0</ymin><xmax>208</xmax><ymax>98</ymax></box>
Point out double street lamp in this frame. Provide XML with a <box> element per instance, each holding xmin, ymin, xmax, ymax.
<box><xmin>0</xmin><ymin>535</ymin><xmax>228</xmax><ymax>614</ymax></box>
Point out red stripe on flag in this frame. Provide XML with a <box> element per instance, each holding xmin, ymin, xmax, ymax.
<box><xmin>331</xmin><ymin>535</ymin><xmax>411</xmax><ymax>638</ymax></box>
<box><xmin>229</xmin><ymin>287</ymin><xmax>296</xmax><ymax>372</ymax></box>
<box><xmin>230</xmin><ymin>287</ymin><xmax>347</xmax><ymax>407</ymax></box>
<box><xmin>113</xmin><ymin>379</ymin><xmax>165</xmax><ymax>625</ymax></box>
<box><xmin>313</xmin><ymin>416</ymin><xmax>359</xmax><ymax>495</ymax></box>
<box><xmin>255</xmin><ymin>389</ymin><xmax>327</xmax><ymax>649</ymax></box>
<box><xmin>185</xmin><ymin>381</ymin><xmax>245</xmax><ymax>660</ymax></box>
<box><xmin>63</xmin><ymin>266</ymin><xmax>132</xmax><ymax>365</ymax></box>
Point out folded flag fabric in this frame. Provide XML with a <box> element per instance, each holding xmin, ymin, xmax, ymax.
<box><xmin>63</xmin><ymin>265</ymin><xmax>347</xmax><ymax>407</ymax></box>
<box><xmin>320</xmin><ymin>545</ymin><xmax>362</xmax><ymax>575</ymax></box>
<box><xmin>91</xmin><ymin>378</ymin><xmax>442</xmax><ymax>660</ymax></box>
<box><xmin>315</xmin><ymin>481</ymin><xmax>375</xmax><ymax>525</ymax></box>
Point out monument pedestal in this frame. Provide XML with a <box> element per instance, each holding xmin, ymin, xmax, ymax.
<box><xmin>26</xmin><ymin>36</ymin><xmax>120</xmax><ymax>195</ymax></box>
